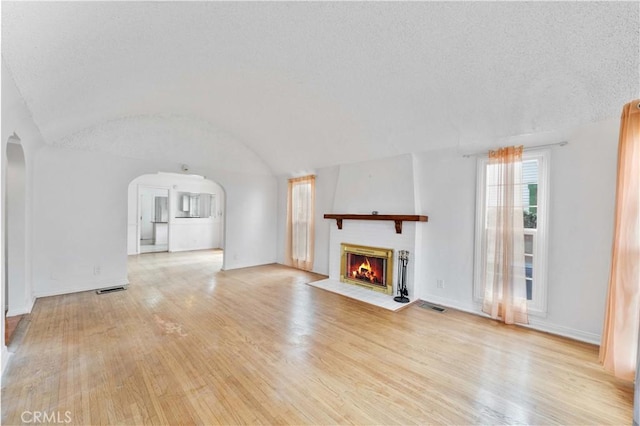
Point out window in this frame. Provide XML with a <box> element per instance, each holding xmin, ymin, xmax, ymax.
<box><xmin>474</xmin><ymin>150</ymin><xmax>549</xmax><ymax>314</ymax></box>
<box><xmin>286</xmin><ymin>175</ymin><xmax>315</xmax><ymax>271</ymax></box>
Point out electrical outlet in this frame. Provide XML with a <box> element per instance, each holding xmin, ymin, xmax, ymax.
<box><xmin>436</xmin><ymin>279</ymin><xmax>444</xmax><ymax>289</ymax></box>
<box><xmin>93</xmin><ymin>266</ymin><xmax>101</xmax><ymax>276</ymax></box>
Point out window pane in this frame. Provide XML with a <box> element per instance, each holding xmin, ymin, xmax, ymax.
<box><xmin>522</xmin><ymin>160</ymin><xmax>538</xmax><ymax>229</ymax></box>
<box><xmin>526</xmin><ymin>279</ymin><xmax>533</xmax><ymax>300</ymax></box>
<box><xmin>523</xmin><ymin>158</ymin><xmax>541</xmax><ymax>308</ymax></box>
<box><xmin>524</xmin><ymin>234</ymin><xmax>533</xmax><ymax>254</ymax></box>
<box><xmin>522</xmin><ymin>160</ymin><xmax>538</xmax><ymax>184</ymax></box>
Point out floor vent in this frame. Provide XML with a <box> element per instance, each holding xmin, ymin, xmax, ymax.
<box><xmin>419</xmin><ymin>302</ymin><xmax>446</xmax><ymax>313</ymax></box>
<box><xmin>96</xmin><ymin>286</ymin><xmax>127</xmax><ymax>295</ymax></box>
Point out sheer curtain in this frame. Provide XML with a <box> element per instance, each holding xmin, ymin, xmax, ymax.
<box><xmin>285</xmin><ymin>175</ymin><xmax>315</xmax><ymax>271</ymax></box>
<box><xmin>482</xmin><ymin>146</ymin><xmax>529</xmax><ymax>325</ymax></box>
<box><xmin>600</xmin><ymin>100</ymin><xmax>640</xmax><ymax>381</ymax></box>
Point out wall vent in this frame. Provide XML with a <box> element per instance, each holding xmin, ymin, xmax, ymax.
<box><xmin>96</xmin><ymin>286</ymin><xmax>127</xmax><ymax>295</ymax></box>
<box><xmin>419</xmin><ymin>302</ymin><xmax>446</xmax><ymax>313</ymax></box>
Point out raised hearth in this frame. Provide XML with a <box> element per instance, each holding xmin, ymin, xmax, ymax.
<box><xmin>308</xmin><ymin>278</ymin><xmax>413</xmax><ymax>312</ymax></box>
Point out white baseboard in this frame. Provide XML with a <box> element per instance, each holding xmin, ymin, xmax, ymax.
<box><xmin>34</xmin><ymin>277</ymin><xmax>130</xmax><ymax>298</ymax></box>
<box><xmin>421</xmin><ymin>293</ymin><xmax>601</xmax><ymax>345</ymax></box>
<box><xmin>525</xmin><ymin>318</ymin><xmax>601</xmax><ymax>345</ymax></box>
<box><xmin>6</xmin><ymin>307</ymin><xmax>28</xmax><ymax>317</ymax></box>
<box><xmin>168</xmin><ymin>246</ymin><xmax>217</xmax><ymax>253</ymax></box>
<box><xmin>6</xmin><ymin>295</ymin><xmax>36</xmax><ymax>317</ymax></box>
<box><xmin>2</xmin><ymin>345</ymin><xmax>12</xmax><ymax>376</ymax></box>
<box><xmin>225</xmin><ymin>260</ymin><xmax>277</xmax><ymax>271</ymax></box>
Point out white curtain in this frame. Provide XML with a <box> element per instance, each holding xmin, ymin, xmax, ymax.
<box><xmin>292</xmin><ymin>182</ymin><xmax>311</xmax><ymax>262</ymax></box>
<box><xmin>286</xmin><ymin>176</ymin><xmax>315</xmax><ymax>271</ymax></box>
<box><xmin>482</xmin><ymin>146</ymin><xmax>529</xmax><ymax>325</ymax></box>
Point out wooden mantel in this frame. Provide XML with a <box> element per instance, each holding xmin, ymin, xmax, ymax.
<box><xmin>323</xmin><ymin>214</ymin><xmax>428</xmax><ymax>234</ymax></box>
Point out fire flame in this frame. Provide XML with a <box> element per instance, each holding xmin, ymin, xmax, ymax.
<box><xmin>352</xmin><ymin>257</ymin><xmax>372</xmax><ymax>277</ymax></box>
<box><xmin>351</xmin><ymin>257</ymin><xmax>380</xmax><ymax>283</ymax></box>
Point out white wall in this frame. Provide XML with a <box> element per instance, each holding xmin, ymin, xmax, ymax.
<box><xmin>543</xmin><ymin>119</ymin><xmax>617</xmax><ymax>340</ymax></box>
<box><xmin>313</xmin><ymin>166</ymin><xmax>340</xmax><ymax>276</ymax></box>
<box><xmin>416</xmin><ymin>119</ymin><xmax>618</xmax><ymax>343</ymax></box>
<box><xmin>6</xmin><ymin>143</ymin><xmax>28</xmax><ymax>315</ymax></box>
<box><xmin>127</xmin><ymin>173</ymin><xmax>225</xmax><ymax>255</ymax></box>
<box><xmin>278</xmin><ymin>154</ymin><xmax>425</xmax><ymax>296</ymax></box>
<box><xmin>286</xmin><ymin>119</ymin><xmax>620</xmax><ymax>344</ymax></box>
<box><xmin>139</xmin><ymin>187</ymin><xmax>168</xmax><ymax>241</ymax></box>
<box><xmin>329</xmin><ymin>154</ymin><xmax>422</xmax><ymax>297</ymax></box>
<box><xmin>0</xmin><ymin>55</ymin><xmax>277</xmax><ymax>303</ymax></box>
<box><xmin>31</xmin><ymin>146</ymin><xmax>277</xmax><ymax>298</ymax></box>
<box><xmin>276</xmin><ymin>165</ymin><xmax>340</xmax><ymax>276</ymax></box>
<box><xmin>412</xmin><ymin>148</ymin><xmax>478</xmax><ymax>310</ymax></box>
<box><xmin>332</xmin><ymin>154</ymin><xmax>417</xmax><ymax>215</ymax></box>
<box><xmin>33</xmin><ymin>147</ymin><xmax>141</xmax><ymax>297</ymax></box>
<box><xmin>2</xmin><ymin>58</ymin><xmax>47</xmax><ymax>373</ymax></box>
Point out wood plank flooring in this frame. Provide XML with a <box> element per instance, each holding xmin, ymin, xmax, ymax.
<box><xmin>1</xmin><ymin>250</ymin><xmax>633</xmax><ymax>425</ymax></box>
<box><xmin>4</xmin><ymin>314</ymin><xmax>24</xmax><ymax>345</ymax></box>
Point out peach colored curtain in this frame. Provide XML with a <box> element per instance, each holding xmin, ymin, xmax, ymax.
<box><xmin>600</xmin><ymin>100</ymin><xmax>640</xmax><ymax>381</ymax></box>
<box><xmin>482</xmin><ymin>146</ymin><xmax>528</xmax><ymax>325</ymax></box>
<box><xmin>285</xmin><ymin>175</ymin><xmax>315</xmax><ymax>271</ymax></box>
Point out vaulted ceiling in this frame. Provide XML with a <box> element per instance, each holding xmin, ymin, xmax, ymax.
<box><xmin>2</xmin><ymin>2</ymin><xmax>638</xmax><ymax>175</ymax></box>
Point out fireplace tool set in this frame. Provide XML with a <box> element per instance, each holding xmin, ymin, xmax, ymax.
<box><xmin>394</xmin><ymin>250</ymin><xmax>410</xmax><ymax>303</ymax></box>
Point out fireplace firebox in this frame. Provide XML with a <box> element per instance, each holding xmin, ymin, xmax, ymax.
<box><xmin>340</xmin><ymin>243</ymin><xmax>394</xmax><ymax>294</ymax></box>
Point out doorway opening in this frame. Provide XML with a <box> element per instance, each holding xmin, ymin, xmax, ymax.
<box><xmin>139</xmin><ymin>187</ymin><xmax>169</xmax><ymax>253</ymax></box>
<box><xmin>5</xmin><ymin>135</ymin><xmax>27</xmax><ymax>344</ymax></box>
<box><xmin>127</xmin><ymin>173</ymin><xmax>225</xmax><ymax>264</ymax></box>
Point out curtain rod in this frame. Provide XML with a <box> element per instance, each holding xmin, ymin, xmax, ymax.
<box><xmin>462</xmin><ymin>141</ymin><xmax>568</xmax><ymax>158</ymax></box>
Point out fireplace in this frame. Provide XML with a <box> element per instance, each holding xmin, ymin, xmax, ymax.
<box><xmin>340</xmin><ymin>243</ymin><xmax>394</xmax><ymax>294</ymax></box>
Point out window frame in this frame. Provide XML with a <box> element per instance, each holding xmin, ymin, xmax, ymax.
<box><xmin>473</xmin><ymin>149</ymin><xmax>550</xmax><ymax>315</ymax></box>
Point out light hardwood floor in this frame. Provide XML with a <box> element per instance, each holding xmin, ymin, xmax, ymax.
<box><xmin>1</xmin><ymin>250</ymin><xmax>633</xmax><ymax>425</ymax></box>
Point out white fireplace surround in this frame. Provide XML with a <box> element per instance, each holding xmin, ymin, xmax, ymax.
<box><xmin>329</xmin><ymin>220</ymin><xmax>418</xmax><ymax>298</ymax></box>
<box><xmin>324</xmin><ymin>154</ymin><xmax>424</xmax><ymax>301</ymax></box>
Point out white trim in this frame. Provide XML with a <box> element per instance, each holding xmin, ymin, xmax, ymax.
<box><xmin>421</xmin><ymin>295</ymin><xmax>600</xmax><ymax>345</ymax></box>
<box><xmin>136</xmin><ymin>184</ymin><xmax>171</xmax><ymax>255</ymax></box>
<box><xmin>6</xmin><ymin>295</ymin><xmax>35</xmax><ymax>316</ymax></box>
<box><xmin>137</xmin><ymin>190</ymin><xmax>141</xmax><ymax>254</ymax></box>
<box><xmin>33</xmin><ymin>277</ymin><xmax>129</xmax><ymax>298</ymax></box>
<box><xmin>2</xmin><ymin>346</ymin><xmax>12</xmax><ymax>375</ymax></box>
<box><xmin>167</xmin><ymin>246</ymin><xmax>217</xmax><ymax>253</ymax></box>
<box><xmin>472</xmin><ymin>156</ymin><xmax>489</xmax><ymax>302</ymax></box>
<box><xmin>525</xmin><ymin>318</ymin><xmax>601</xmax><ymax>345</ymax></box>
<box><xmin>528</xmin><ymin>149</ymin><xmax>550</xmax><ymax>313</ymax></box>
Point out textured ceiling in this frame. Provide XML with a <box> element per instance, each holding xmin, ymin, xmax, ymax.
<box><xmin>2</xmin><ymin>2</ymin><xmax>638</xmax><ymax>175</ymax></box>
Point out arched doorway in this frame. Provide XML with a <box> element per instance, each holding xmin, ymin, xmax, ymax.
<box><xmin>5</xmin><ymin>136</ymin><xmax>27</xmax><ymax>343</ymax></box>
<box><xmin>127</xmin><ymin>172</ymin><xmax>225</xmax><ymax>263</ymax></box>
